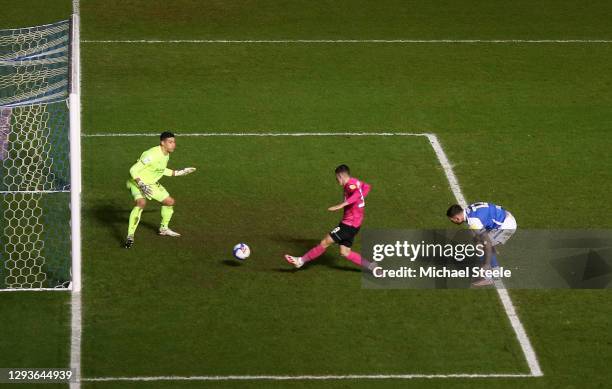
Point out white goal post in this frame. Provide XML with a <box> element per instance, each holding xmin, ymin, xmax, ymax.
<box><xmin>70</xmin><ymin>13</ymin><xmax>82</xmax><ymax>293</ymax></box>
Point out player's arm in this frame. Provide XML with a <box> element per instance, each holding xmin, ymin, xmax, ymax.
<box><xmin>129</xmin><ymin>159</ymin><xmax>153</xmax><ymax>196</ymax></box>
<box><xmin>129</xmin><ymin>160</ymin><xmax>146</xmax><ymax>181</ymax></box>
<box><xmin>361</xmin><ymin>182</ymin><xmax>371</xmax><ymax>197</ymax></box>
<box><xmin>170</xmin><ymin>167</ymin><xmax>197</xmax><ymax>176</ymax></box>
<box><xmin>328</xmin><ymin>201</ymin><xmax>349</xmax><ymax>211</ymax></box>
<box><xmin>328</xmin><ymin>183</ymin><xmax>367</xmax><ymax>211</ymax></box>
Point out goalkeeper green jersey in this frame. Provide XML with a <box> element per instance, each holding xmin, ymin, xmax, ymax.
<box><xmin>129</xmin><ymin>146</ymin><xmax>173</xmax><ymax>184</ymax></box>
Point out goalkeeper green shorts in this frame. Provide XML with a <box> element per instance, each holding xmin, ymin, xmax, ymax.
<box><xmin>126</xmin><ymin>179</ymin><xmax>170</xmax><ymax>202</ymax></box>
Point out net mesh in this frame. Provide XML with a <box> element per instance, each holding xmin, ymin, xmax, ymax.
<box><xmin>0</xmin><ymin>20</ymin><xmax>69</xmax><ymax>107</ymax></box>
<box><xmin>0</xmin><ymin>20</ymin><xmax>72</xmax><ymax>289</ymax></box>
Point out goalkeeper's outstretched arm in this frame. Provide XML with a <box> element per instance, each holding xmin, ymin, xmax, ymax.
<box><xmin>172</xmin><ymin>167</ymin><xmax>197</xmax><ymax>176</ymax></box>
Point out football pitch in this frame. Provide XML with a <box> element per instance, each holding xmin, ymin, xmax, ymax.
<box><xmin>1</xmin><ymin>0</ymin><xmax>612</xmax><ymax>388</ymax></box>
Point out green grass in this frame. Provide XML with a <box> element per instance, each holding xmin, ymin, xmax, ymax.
<box><xmin>0</xmin><ymin>0</ymin><xmax>71</xmax><ymax>28</ymax></box>
<box><xmin>0</xmin><ymin>293</ymin><xmax>70</xmax><ymax>369</ymax></box>
<box><xmin>2</xmin><ymin>1</ymin><xmax>612</xmax><ymax>388</ymax></box>
<box><xmin>82</xmin><ymin>136</ymin><xmax>528</xmax><ymax>377</ymax></box>
<box><xmin>82</xmin><ymin>42</ymin><xmax>612</xmax><ymax>228</ymax></box>
<box><xmin>80</xmin><ymin>0</ymin><xmax>612</xmax><ymax>40</ymax></box>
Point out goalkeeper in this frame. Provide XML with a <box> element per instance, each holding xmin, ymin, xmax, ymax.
<box><xmin>124</xmin><ymin>131</ymin><xmax>196</xmax><ymax>248</ymax></box>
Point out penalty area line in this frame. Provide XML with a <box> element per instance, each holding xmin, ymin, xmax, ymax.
<box><xmin>83</xmin><ymin>373</ymin><xmax>535</xmax><ymax>382</ymax></box>
<box><xmin>425</xmin><ymin>133</ymin><xmax>543</xmax><ymax>378</ymax></box>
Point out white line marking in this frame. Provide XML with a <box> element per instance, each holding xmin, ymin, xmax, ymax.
<box><xmin>425</xmin><ymin>134</ymin><xmax>467</xmax><ymax>205</ymax></box>
<box><xmin>82</xmin><ymin>39</ymin><xmax>612</xmax><ymax>44</ymax></box>
<box><xmin>70</xmin><ymin>292</ymin><xmax>82</xmax><ymax>389</ymax></box>
<box><xmin>84</xmin><ymin>373</ymin><xmax>534</xmax><ymax>381</ymax></box>
<box><xmin>83</xmin><ymin>132</ymin><xmax>427</xmax><ymax>137</ymax></box>
<box><xmin>425</xmin><ymin>133</ymin><xmax>543</xmax><ymax>377</ymax></box>
<box><xmin>494</xmin><ymin>287</ymin><xmax>543</xmax><ymax>376</ymax></box>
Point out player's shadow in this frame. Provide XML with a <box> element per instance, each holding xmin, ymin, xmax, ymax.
<box><xmin>326</xmin><ymin>263</ymin><xmax>362</xmax><ymax>273</ymax></box>
<box><xmin>88</xmin><ymin>202</ymin><xmax>159</xmax><ymax>244</ymax></box>
<box><xmin>271</xmin><ymin>234</ymin><xmax>361</xmax><ymax>273</ymax></box>
<box><xmin>221</xmin><ymin>259</ymin><xmax>242</xmax><ymax>267</ymax></box>
<box><xmin>87</xmin><ymin>202</ymin><xmax>126</xmax><ymax>242</ymax></box>
<box><xmin>137</xmin><ymin>217</ymin><xmax>161</xmax><ymax>234</ymax></box>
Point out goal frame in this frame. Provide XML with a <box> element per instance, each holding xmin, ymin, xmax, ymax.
<box><xmin>69</xmin><ymin>12</ymin><xmax>82</xmax><ymax>293</ymax></box>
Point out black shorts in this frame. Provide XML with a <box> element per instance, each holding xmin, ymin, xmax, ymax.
<box><xmin>329</xmin><ymin>223</ymin><xmax>360</xmax><ymax>247</ymax></box>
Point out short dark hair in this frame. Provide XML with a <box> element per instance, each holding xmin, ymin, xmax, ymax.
<box><xmin>334</xmin><ymin>164</ymin><xmax>350</xmax><ymax>175</ymax></box>
<box><xmin>446</xmin><ymin>204</ymin><xmax>463</xmax><ymax>217</ymax></box>
<box><xmin>160</xmin><ymin>131</ymin><xmax>175</xmax><ymax>141</ymax></box>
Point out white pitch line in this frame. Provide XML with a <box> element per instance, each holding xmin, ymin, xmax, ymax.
<box><xmin>82</xmin><ymin>39</ymin><xmax>612</xmax><ymax>43</ymax></box>
<box><xmin>425</xmin><ymin>134</ymin><xmax>467</xmax><ymax>206</ymax></box>
<box><xmin>425</xmin><ymin>133</ymin><xmax>543</xmax><ymax>378</ymax></box>
<box><xmin>83</xmin><ymin>132</ymin><xmax>427</xmax><ymax>137</ymax></box>
<box><xmin>84</xmin><ymin>373</ymin><xmax>534</xmax><ymax>382</ymax></box>
<box><xmin>70</xmin><ymin>292</ymin><xmax>82</xmax><ymax>389</ymax></box>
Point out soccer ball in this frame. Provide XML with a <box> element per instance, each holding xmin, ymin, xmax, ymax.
<box><xmin>233</xmin><ymin>243</ymin><xmax>250</xmax><ymax>260</ymax></box>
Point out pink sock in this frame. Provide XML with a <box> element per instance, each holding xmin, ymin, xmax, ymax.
<box><xmin>303</xmin><ymin>244</ymin><xmax>326</xmax><ymax>262</ymax></box>
<box><xmin>345</xmin><ymin>251</ymin><xmax>362</xmax><ymax>266</ymax></box>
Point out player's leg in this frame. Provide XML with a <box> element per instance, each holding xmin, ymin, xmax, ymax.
<box><xmin>125</xmin><ymin>180</ymin><xmax>147</xmax><ymax>248</ymax></box>
<box><xmin>128</xmin><ymin>199</ymin><xmax>147</xmax><ymax>235</ymax></box>
<box><xmin>339</xmin><ymin>245</ymin><xmax>363</xmax><ymax>266</ymax></box>
<box><xmin>159</xmin><ymin>196</ymin><xmax>180</xmax><ymax>236</ymax></box>
<box><xmin>305</xmin><ymin>234</ymin><xmax>334</xmax><ymax>262</ymax></box>
<box><xmin>473</xmin><ymin>217</ymin><xmax>517</xmax><ymax>286</ymax></box>
<box><xmin>160</xmin><ymin>196</ymin><xmax>175</xmax><ymax>228</ymax></box>
<box><xmin>284</xmin><ymin>234</ymin><xmax>333</xmax><ymax>268</ymax></box>
<box><xmin>333</xmin><ymin>223</ymin><xmax>360</xmax><ymax>265</ymax></box>
<box><xmin>338</xmin><ymin>245</ymin><xmax>378</xmax><ymax>272</ymax></box>
<box><xmin>485</xmin><ymin>213</ymin><xmax>517</xmax><ymax>268</ymax></box>
<box><xmin>336</xmin><ymin>225</ymin><xmax>378</xmax><ymax>271</ymax></box>
<box><xmin>150</xmin><ymin>184</ymin><xmax>181</xmax><ymax>237</ymax></box>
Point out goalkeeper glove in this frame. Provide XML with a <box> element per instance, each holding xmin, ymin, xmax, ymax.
<box><xmin>137</xmin><ymin>180</ymin><xmax>153</xmax><ymax>196</ymax></box>
<box><xmin>175</xmin><ymin>167</ymin><xmax>196</xmax><ymax>176</ymax></box>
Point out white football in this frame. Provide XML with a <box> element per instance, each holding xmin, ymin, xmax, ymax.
<box><xmin>233</xmin><ymin>243</ymin><xmax>250</xmax><ymax>260</ymax></box>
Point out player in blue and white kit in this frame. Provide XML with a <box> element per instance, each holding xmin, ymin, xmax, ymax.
<box><xmin>446</xmin><ymin>202</ymin><xmax>517</xmax><ymax>286</ymax></box>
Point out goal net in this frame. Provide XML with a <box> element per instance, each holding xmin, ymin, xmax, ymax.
<box><xmin>0</xmin><ymin>19</ymin><xmax>78</xmax><ymax>290</ymax></box>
